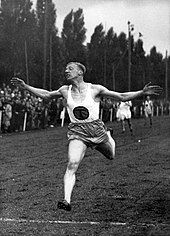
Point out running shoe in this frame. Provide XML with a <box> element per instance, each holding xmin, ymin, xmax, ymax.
<box><xmin>57</xmin><ymin>200</ymin><xmax>71</xmax><ymax>211</ymax></box>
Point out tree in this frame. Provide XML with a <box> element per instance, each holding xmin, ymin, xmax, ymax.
<box><xmin>62</xmin><ymin>8</ymin><xmax>87</xmax><ymax>64</ymax></box>
<box><xmin>87</xmin><ymin>23</ymin><xmax>105</xmax><ymax>85</ymax></box>
<box><xmin>50</xmin><ymin>36</ymin><xmax>67</xmax><ymax>88</ymax></box>
<box><xmin>114</xmin><ymin>32</ymin><xmax>129</xmax><ymax>92</ymax></box>
<box><xmin>149</xmin><ymin>47</ymin><xmax>164</xmax><ymax>85</ymax></box>
<box><xmin>102</xmin><ymin>27</ymin><xmax>119</xmax><ymax>89</ymax></box>
<box><xmin>132</xmin><ymin>39</ymin><xmax>146</xmax><ymax>90</ymax></box>
<box><xmin>36</xmin><ymin>0</ymin><xmax>58</xmax><ymax>89</ymax></box>
<box><xmin>0</xmin><ymin>0</ymin><xmax>37</xmax><ymax>85</ymax></box>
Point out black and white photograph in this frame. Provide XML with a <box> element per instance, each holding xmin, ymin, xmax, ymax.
<box><xmin>0</xmin><ymin>0</ymin><xmax>169</xmax><ymax>235</ymax></box>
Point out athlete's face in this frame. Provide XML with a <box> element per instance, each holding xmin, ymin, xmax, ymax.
<box><xmin>65</xmin><ymin>63</ymin><xmax>81</xmax><ymax>81</ymax></box>
<box><xmin>146</xmin><ymin>96</ymin><xmax>150</xmax><ymax>101</ymax></box>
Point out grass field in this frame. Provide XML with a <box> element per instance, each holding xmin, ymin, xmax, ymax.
<box><xmin>0</xmin><ymin>116</ymin><xmax>170</xmax><ymax>235</ymax></box>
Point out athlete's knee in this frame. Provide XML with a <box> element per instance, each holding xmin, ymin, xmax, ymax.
<box><xmin>109</xmin><ymin>144</ymin><xmax>115</xmax><ymax>159</ymax></box>
<box><xmin>67</xmin><ymin>161</ymin><xmax>79</xmax><ymax>172</ymax></box>
<box><xmin>108</xmin><ymin>133</ymin><xmax>116</xmax><ymax>159</ymax></box>
<box><xmin>96</xmin><ymin>141</ymin><xmax>115</xmax><ymax>160</ymax></box>
<box><xmin>107</xmin><ymin>131</ymin><xmax>115</xmax><ymax>144</ymax></box>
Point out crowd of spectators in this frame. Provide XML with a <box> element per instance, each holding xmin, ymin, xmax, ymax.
<box><xmin>0</xmin><ymin>83</ymin><xmax>64</xmax><ymax>133</ymax></box>
<box><xmin>0</xmin><ymin>83</ymin><xmax>169</xmax><ymax>134</ymax></box>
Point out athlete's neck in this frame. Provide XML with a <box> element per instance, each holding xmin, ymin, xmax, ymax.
<box><xmin>71</xmin><ymin>79</ymin><xmax>87</xmax><ymax>93</ymax></box>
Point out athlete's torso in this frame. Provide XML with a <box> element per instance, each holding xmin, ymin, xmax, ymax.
<box><xmin>118</xmin><ymin>101</ymin><xmax>132</xmax><ymax>112</ymax></box>
<box><xmin>66</xmin><ymin>83</ymin><xmax>100</xmax><ymax>123</ymax></box>
<box><xmin>144</xmin><ymin>100</ymin><xmax>153</xmax><ymax>113</ymax></box>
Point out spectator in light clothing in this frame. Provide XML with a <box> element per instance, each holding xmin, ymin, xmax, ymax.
<box><xmin>143</xmin><ymin>95</ymin><xmax>153</xmax><ymax>127</ymax></box>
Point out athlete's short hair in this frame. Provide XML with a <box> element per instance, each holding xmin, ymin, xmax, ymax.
<box><xmin>67</xmin><ymin>62</ymin><xmax>86</xmax><ymax>75</ymax></box>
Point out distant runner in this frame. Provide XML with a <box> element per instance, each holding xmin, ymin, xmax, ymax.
<box><xmin>116</xmin><ymin>101</ymin><xmax>133</xmax><ymax>134</ymax></box>
<box><xmin>143</xmin><ymin>95</ymin><xmax>153</xmax><ymax>127</ymax></box>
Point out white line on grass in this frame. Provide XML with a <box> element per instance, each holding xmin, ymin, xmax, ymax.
<box><xmin>0</xmin><ymin>218</ymin><xmax>167</xmax><ymax>227</ymax></box>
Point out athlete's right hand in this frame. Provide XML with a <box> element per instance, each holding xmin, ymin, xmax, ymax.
<box><xmin>11</xmin><ymin>77</ymin><xmax>26</xmax><ymax>88</ymax></box>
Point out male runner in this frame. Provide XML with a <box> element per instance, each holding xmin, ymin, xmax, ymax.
<box><xmin>116</xmin><ymin>101</ymin><xmax>133</xmax><ymax>134</ymax></box>
<box><xmin>11</xmin><ymin>62</ymin><xmax>162</xmax><ymax>211</ymax></box>
<box><xmin>143</xmin><ymin>95</ymin><xmax>153</xmax><ymax>127</ymax></box>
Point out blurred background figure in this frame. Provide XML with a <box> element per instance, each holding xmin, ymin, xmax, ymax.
<box><xmin>48</xmin><ymin>98</ymin><xmax>59</xmax><ymax>127</ymax></box>
<box><xmin>11</xmin><ymin>98</ymin><xmax>25</xmax><ymax>132</ymax></box>
<box><xmin>100</xmin><ymin>98</ymin><xmax>113</xmax><ymax>122</ymax></box>
<box><xmin>143</xmin><ymin>95</ymin><xmax>153</xmax><ymax>127</ymax></box>
<box><xmin>2</xmin><ymin>98</ymin><xmax>12</xmax><ymax>133</ymax></box>
<box><xmin>116</xmin><ymin>101</ymin><xmax>133</xmax><ymax>134</ymax></box>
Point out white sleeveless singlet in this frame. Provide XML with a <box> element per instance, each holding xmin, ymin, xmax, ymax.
<box><xmin>66</xmin><ymin>83</ymin><xmax>100</xmax><ymax>123</ymax></box>
<box><xmin>144</xmin><ymin>100</ymin><xmax>153</xmax><ymax>114</ymax></box>
<box><xmin>116</xmin><ymin>101</ymin><xmax>132</xmax><ymax>120</ymax></box>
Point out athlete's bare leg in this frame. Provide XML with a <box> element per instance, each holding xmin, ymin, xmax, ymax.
<box><xmin>121</xmin><ymin>120</ymin><xmax>125</xmax><ymax>132</ymax></box>
<box><xmin>148</xmin><ymin>114</ymin><xmax>152</xmax><ymax>127</ymax></box>
<box><xmin>64</xmin><ymin>139</ymin><xmax>87</xmax><ymax>204</ymax></box>
<box><xmin>127</xmin><ymin>118</ymin><xmax>133</xmax><ymax>134</ymax></box>
<box><xmin>144</xmin><ymin>112</ymin><xmax>148</xmax><ymax>126</ymax></box>
<box><xmin>95</xmin><ymin>131</ymin><xmax>115</xmax><ymax>160</ymax></box>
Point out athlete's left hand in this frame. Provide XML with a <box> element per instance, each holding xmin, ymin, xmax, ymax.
<box><xmin>143</xmin><ymin>82</ymin><xmax>163</xmax><ymax>95</ymax></box>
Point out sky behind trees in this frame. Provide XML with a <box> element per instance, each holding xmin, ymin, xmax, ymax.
<box><xmin>0</xmin><ymin>0</ymin><xmax>169</xmax><ymax>96</ymax></box>
<box><xmin>32</xmin><ymin>0</ymin><xmax>170</xmax><ymax>56</ymax></box>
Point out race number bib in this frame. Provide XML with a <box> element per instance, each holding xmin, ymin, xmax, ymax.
<box><xmin>73</xmin><ymin>106</ymin><xmax>89</xmax><ymax>120</ymax></box>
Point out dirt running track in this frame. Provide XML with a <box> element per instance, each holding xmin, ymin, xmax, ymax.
<box><xmin>0</xmin><ymin>116</ymin><xmax>170</xmax><ymax>235</ymax></box>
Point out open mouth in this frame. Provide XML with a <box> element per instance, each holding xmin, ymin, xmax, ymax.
<box><xmin>65</xmin><ymin>73</ymin><xmax>71</xmax><ymax>79</ymax></box>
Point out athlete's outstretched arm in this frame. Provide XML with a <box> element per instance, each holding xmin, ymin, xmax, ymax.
<box><xmin>98</xmin><ymin>83</ymin><xmax>162</xmax><ymax>101</ymax></box>
<box><xmin>11</xmin><ymin>77</ymin><xmax>63</xmax><ymax>99</ymax></box>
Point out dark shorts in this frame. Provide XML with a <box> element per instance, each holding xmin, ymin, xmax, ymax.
<box><xmin>67</xmin><ymin>119</ymin><xmax>109</xmax><ymax>147</ymax></box>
